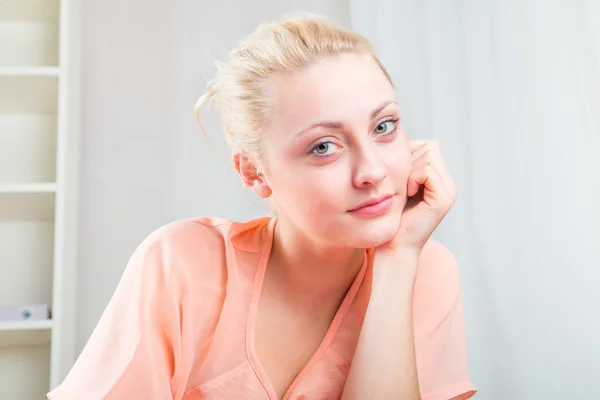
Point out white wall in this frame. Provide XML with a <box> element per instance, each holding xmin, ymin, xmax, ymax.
<box><xmin>76</xmin><ymin>0</ymin><xmax>176</xmax><ymax>352</ymax></box>
<box><xmin>76</xmin><ymin>0</ymin><xmax>351</xmax><ymax>353</ymax></box>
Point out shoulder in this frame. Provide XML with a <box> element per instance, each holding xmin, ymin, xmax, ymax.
<box><xmin>133</xmin><ymin>217</ymin><xmax>234</xmax><ymax>264</ymax></box>
<box><xmin>413</xmin><ymin>239</ymin><xmax>462</xmax><ymax>336</ymax></box>
<box><xmin>143</xmin><ymin>216</ymin><xmax>236</xmax><ymax>246</ymax></box>
<box><xmin>140</xmin><ymin>215</ymin><xmax>272</xmax><ymax>252</ymax></box>
<box><xmin>127</xmin><ymin>216</ymin><xmax>268</xmax><ymax>286</ymax></box>
<box><xmin>119</xmin><ymin>217</ymin><xmax>232</xmax><ymax>288</ymax></box>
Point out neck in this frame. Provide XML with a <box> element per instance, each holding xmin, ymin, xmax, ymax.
<box><xmin>267</xmin><ymin>216</ymin><xmax>366</xmax><ymax>313</ymax></box>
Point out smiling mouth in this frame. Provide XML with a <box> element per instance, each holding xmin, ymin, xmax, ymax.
<box><xmin>348</xmin><ymin>194</ymin><xmax>394</xmax><ymax>217</ymax></box>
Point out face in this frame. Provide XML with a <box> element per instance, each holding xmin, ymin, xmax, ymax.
<box><xmin>252</xmin><ymin>53</ymin><xmax>411</xmax><ymax>249</ymax></box>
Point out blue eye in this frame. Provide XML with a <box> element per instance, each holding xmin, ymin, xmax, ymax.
<box><xmin>311</xmin><ymin>141</ymin><xmax>335</xmax><ymax>156</ymax></box>
<box><xmin>374</xmin><ymin>119</ymin><xmax>399</xmax><ymax>135</ymax></box>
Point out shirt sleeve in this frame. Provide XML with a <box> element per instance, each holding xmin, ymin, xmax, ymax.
<box><xmin>47</xmin><ymin>233</ymin><xmax>185</xmax><ymax>400</ymax></box>
<box><xmin>414</xmin><ymin>241</ymin><xmax>477</xmax><ymax>400</ymax></box>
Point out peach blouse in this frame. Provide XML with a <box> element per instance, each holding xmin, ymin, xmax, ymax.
<box><xmin>48</xmin><ymin>216</ymin><xmax>476</xmax><ymax>400</ymax></box>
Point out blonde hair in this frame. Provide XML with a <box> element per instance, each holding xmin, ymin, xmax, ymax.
<box><xmin>195</xmin><ymin>15</ymin><xmax>393</xmax><ymax>162</ymax></box>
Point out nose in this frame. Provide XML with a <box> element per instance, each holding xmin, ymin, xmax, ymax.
<box><xmin>352</xmin><ymin>145</ymin><xmax>387</xmax><ymax>189</ymax></box>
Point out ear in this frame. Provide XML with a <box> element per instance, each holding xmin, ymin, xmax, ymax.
<box><xmin>232</xmin><ymin>149</ymin><xmax>272</xmax><ymax>199</ymax></box>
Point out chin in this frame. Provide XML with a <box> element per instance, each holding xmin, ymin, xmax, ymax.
<box><xmin>347</xmin><ymin>213</ymin><xmax>401</xmax><ymax>248</ymax></box>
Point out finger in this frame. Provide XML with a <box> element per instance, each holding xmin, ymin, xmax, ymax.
<box><xmin>406</xmin><ymin>166</ymin><xmax>425</xmax><ymax>197</ymax></box>
<box><xmin>407</xmin><ymin>164</ymin><xmax>453</xmax><ymax>209</ymax></box>
<box><xmin>407</xmin><ymin>163</ymin><xmax>440</xmax><ymax>198</ymax></box>
<box><xmin>408</xmin><ymin>140</ymin><xmax>456</xmax><ymax>197</ymax></box>
<box><xmin>410</xmin><ymin>139</ymin><xmax>440</xmax><ymax>160</ymax></box>
<box><xmin>411</xmin><ymin>143</ymin><xmax>452</xmax><ymax>181</ymax></box>
<box><xmin>426</xmin><ymin>149</ymin><xmax>455</xmax><ymax>191</ymax></box>
<box><xmin>411</xmin><ymin>149</ymin><xmax>452</xmax><ymax>193</ymax></box>
<box><xmin>408</xmin><ymin>140</ymin><xmax>428</xmax><ymax>152</ymax></box>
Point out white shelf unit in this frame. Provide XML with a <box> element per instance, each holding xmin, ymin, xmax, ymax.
<box><xmin>0</xmin><ymin>0</ymin><xmax>80</xmax><ymax>399</ymax></box>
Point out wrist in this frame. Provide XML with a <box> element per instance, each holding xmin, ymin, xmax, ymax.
<box><xmin>375</xmin><ymin>244</ymin><xmax>422</xmax><ymax>261</ymax></box>
<box><xmin>372</xmin><ymin>247</ymin><xmax>421</xmax><ymax>287</ymax></box>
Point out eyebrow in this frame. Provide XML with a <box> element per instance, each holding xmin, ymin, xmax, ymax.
<box><xmin>292</xmin><ymin>100</ymin><xmax>398</xmax><ymax>139</ymax></box>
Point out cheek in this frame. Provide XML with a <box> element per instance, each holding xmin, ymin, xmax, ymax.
<box><xmin>269</xmin><ymin>168</ymin><xmax>348</xmax><ymax>214</ymax></box>
<box><xmin>393</xmin><ymin>158</ymin><xmax>412</xmax><ymax>183</ymax></box>
<box><xmin>383</xmin><ymin>145</ymin><xmax>412</xmax><ymax>191</ymax></box>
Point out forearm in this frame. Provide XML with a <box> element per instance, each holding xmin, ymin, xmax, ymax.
<box><xmin>342</xmin><ymin>249</ymin><xmax>421</xmax><ymax>400</ymax></box>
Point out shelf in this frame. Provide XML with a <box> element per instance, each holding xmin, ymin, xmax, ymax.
<box><xmin>0</xmin><ymin>75</ymin><xmax>58</xmax><ymax>113</ymax></box>
<box><xmin>0</xmin><ymin>184</ymin><xmax>56</xmax><ymax>220</ymax></box>
<box><xmin>0</xmin><ymin>114</ymin><xmax>58</xmax><ymax>183</ymax></box>
<box><xmin>0</xmin><ymin>0</ymin><xmax>60</xmax><ymax>67</ymax></box>
<box><xmin>0</xmin><ymin>220</ymin><xmax>54</xmax><ymax>307</ymax></box>
<box><xmin>0</xmin><ymin>22</ymin><xmax>59</xmax><ymax>67</ymax></box>
<box><xmin>0</xmin><ymin>0</ymin><xmax>74</xmax><ymax>392</ymax></box>
<box><xmin>0</xmin><ymin>320</ymin><xmax>52</xmax><ymax>347</ymax></box>
<box><xmin>0</xmin><ymin>0</ymin><xmax>60</xmax><ymax>22</ymax></box>
<box><xmin>0</xmin><ymin>67</ymin><xmax>60</xmax><ymax>77</ymax></box>
<box><xmin>0</xmin><ymin>183</ymin><xmax>57</xmax><ymax>194</ymax></box>
<box><xmin>0</xmin><ymin>344</ymin><xmax>50</xmax><ymax>399</ymax></box>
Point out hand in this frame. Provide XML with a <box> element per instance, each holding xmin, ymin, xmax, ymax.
<box><xmin>378</xmin><ymin>140</ymin><xmax>457</xmax><ymax>255</ymax></box>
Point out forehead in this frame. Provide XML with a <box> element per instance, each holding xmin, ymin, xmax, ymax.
<box><xmin>269</xmin><ymin>53</ymin><xmax>395</xmax><ymax>127</ymax></box>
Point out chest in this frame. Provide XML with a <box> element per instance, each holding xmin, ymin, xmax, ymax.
<box><xmin>254</xmin><ymin>294</ymin><xmax>338</xmax><ymax>400</ymax></box>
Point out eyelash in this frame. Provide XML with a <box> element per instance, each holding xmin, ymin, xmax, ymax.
<box><xmin>308</xmin><ymin>118</ymin><xmax>400</xmax><ymax>158</ymax></box>
<box><xmin>375</xmin><ymin>118</ymin><xmax>400</xmax><ymax>136</ymax></box>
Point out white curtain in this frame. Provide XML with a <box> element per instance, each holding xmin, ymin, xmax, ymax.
<box><xmin>349</xmin><ymin>1</ymin><xmax>600</xmax><ymax>398</ymax></box>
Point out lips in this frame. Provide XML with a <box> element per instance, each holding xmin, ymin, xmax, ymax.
<box><xmin>348</xmin><ymin>194</ymin><xmax>394</xmax><ymax>211</ymax></box>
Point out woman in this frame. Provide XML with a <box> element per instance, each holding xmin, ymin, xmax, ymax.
<box><xmin>49</xmin><ymin>15</ymin><xmax>476</xmax><ymax>400</ymax></box>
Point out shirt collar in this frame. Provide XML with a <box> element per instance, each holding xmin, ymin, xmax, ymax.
<box><xmin>229</xmin><ymin>216</ymin><xmax>275</xmax><ymax>252</ymax></box>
